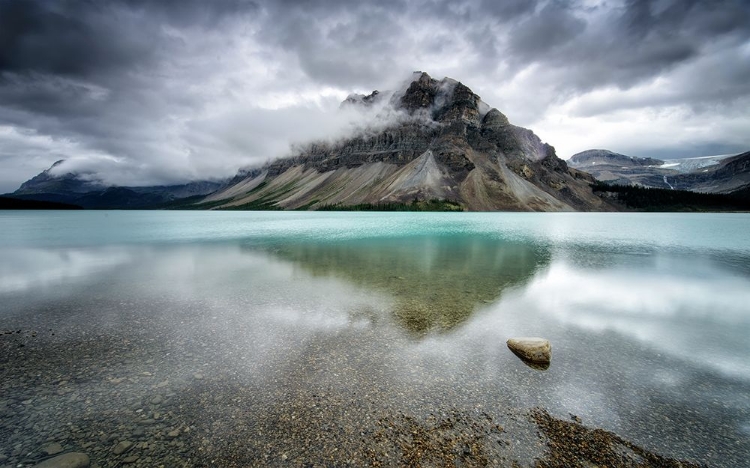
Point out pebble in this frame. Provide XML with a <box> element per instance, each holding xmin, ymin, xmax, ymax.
<box><xmin>167</xmin><ymin>429</ymin><xmax>180</xmax><ymax>439</ymax></box>
<box><xmin>122</xmin><ymin>455</ymin><xmax>139</xmax><ymax>464</ymax></box>
<box><xmin>43</xmin><ymin>442</ymin><xmax>64</xmax><ymax>455</ymax></box>
<box><xmin>112</xmin><ymin>440</ymin><xmax>133</xmax><ymax>455</ymax></box>
<box><xmin>150</xmin><ymin>395</ymin><xmax>163</xmax><ymax>405</ymax></box>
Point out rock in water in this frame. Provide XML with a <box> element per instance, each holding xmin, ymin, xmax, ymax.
<box><xmin>112</xmin><ymin>440</ymin><xmax>134</xmax><ymax>455</ymax></box>
<box><xmin>42</xmin><ymin>443</ymin><xmax>64</xmax><ymax>455</ymax></box>
<box><xmin>507</xmin><ymin>337</ymin><xmax>551</xmax><ymax>369</ymax></box>
<box><xmin>33</xmin><ymin>452</ymin><xmax>90</xmax><ymax>468</ymax></box>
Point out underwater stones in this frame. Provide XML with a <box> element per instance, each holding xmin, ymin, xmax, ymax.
<box><xmin>32</xmin><ymin>452</ymin><xmax>90</xmax><ymax>468</ymax></box>
<box><xmin>507</xmin><ymin>337</ymin><xmax>551</xmax><ymax>370</ymax></box>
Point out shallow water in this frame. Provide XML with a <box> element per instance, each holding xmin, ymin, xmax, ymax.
<box><xmin>1</xmin><ymin>211</ymin><xmax>749</xmax><ymax>466</ymax></box>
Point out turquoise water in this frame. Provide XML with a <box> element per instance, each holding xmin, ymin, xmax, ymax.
<box><xmin>2</xmin><ymin>210</ymin><xmax>749</xmax><ymax>250</ymax></box>
<box><xmin>1</xmin><ymin>211</ymin><xmax>749</xmax><ymax>466</ymax></box>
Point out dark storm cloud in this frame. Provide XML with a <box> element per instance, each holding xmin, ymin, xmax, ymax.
<box><xmin>1</xmin><ymin>1</ymin><xmax>147</xmax><ymax>78</ymax></box>
<box><xmin>0</xmin><ymin>0</ymin><xmax>260</xmax><ymax>81</ymax></box>
<box><xmin>503</xmin><ymin>0</ymin><xmax>750</xmax><ymax>94</ymax></box>
<box><xmin>0</xmin><ymin>0</ymin><xmax>748</xmax><ymax>192</ymax></box>
<box><xmin>508</xmin><ymin>2</ymin><xmax>585</xmax><ymax>57</ymax></box>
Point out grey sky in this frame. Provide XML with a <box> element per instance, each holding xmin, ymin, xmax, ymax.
<box><xmin>1</xmin><ymin>0</ymin><xmax>749</xmax><ymax>192</ymax></box>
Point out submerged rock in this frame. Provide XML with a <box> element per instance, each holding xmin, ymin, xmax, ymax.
<box><xmin>112</xmin><ymin>440</ymin><xmax>134</xmax><ymax>455</ymax></box>
<box><xmin>42</xmin><ymin>443</ymin><xmax>64</xmax><ymax>456</ymax></box>
<box><xmin>33</xmin><ymin>452</ymin><xmax>90</xmax><ymax>468</ymax></box>
<box><xmin>507</xmin><ymin>337</ymin><xmax>551</xmax><ymax>369</ymax></box>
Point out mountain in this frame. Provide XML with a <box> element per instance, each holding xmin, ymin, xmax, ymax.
<box><xmin>569</xmin><ymin>149</ymin><xmax>750</xmax><ymax>195</ymax></box>
<box><xmin>10</xmin><ymin>161</ymin><xmax>224</xmax><ymax>209</ymax></box>
<box><xmin>198</xmin><ymin>72</ymin><xmax>614</xmax><ymax>212</ymax></box>
<box><xmin>569</xmin><ymin>149</ymin><xmax>665</xmax><ymax>168</ymax></box>
<box><xmin>14</xmin><ymin>160</ymin><xmax>106</xmax><ymax>195</ymax></box>
<box><xmin>667</xmin><ymin>151</ymin><xmax>750</xmax><ymax>194</ymax></box>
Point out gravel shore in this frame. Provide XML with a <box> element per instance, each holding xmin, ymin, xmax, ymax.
<box><xmin>1</xmin><ymin>326</ymin><xmax>701</xmax><ymax>467</ymax></box>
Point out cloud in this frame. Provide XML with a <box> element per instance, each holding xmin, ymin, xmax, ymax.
<box><xmin>0</xmin><ymin>0</ymin><xmax>749</xmax><ymax>192</ymax></box>
<box><xmin>508</xmin><ymin>2</ymin><xmax>585</xmax><ymax>58</ymax></box>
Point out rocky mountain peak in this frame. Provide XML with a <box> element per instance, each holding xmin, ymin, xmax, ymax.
<box><xmin>394</xmin><ymin>72</ymin><xmax>485</xmax><ymax>126</ymax></box>
<box><xmin>339</xmin><ymin>72</ymin><xmax>491</xmax><ymax>131</ymax></box>
<box><xmin>433</xmin><ymin>81</ymin><xmax>481</xmax><ymax>123</ymax></box>
<box><xmin>398</xmin><ymin>72</ymin><xmax>439</xmax><ymax>112</ymax></box>
<box><xmin>341</xmin><ymin>90</ymin><xmax>383</xmax><ymax>108</ymax></box>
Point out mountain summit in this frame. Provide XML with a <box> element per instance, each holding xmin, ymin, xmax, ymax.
<box><xmin>202</xmin><ymin>72</ymin><xmax>612</xmax><ymax>211</ymax></box>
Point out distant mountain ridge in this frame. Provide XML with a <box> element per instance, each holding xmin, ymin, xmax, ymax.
<box><xmin>198</xmin><ymin>72</ymin><xmax>614</xmax><ymax>211</ymax></box>
<box><xmin>569</xmin><ymin>150</ymin><xmax>664</xmax><ymax>168</ymax></box>
<box><xmin>568</xmin><ymin>149</ymin><xmax>750</xmax><ymax>194</ymax></box>
<box><xmin>10</xmin><ymin>160</ymin><xmax>224</xmax><ymax>209</ymax></box>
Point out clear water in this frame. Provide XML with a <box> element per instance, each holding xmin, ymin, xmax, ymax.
<box><xmin>1</xmin><ymin>211</ymin><xmax>749</xmax><ymax>466</ymax></box>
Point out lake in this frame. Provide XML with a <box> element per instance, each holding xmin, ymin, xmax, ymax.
<box><xmin>1</xmin><ymin>211</ymin><xmax>749</xmax><ymax>467</ymax></box>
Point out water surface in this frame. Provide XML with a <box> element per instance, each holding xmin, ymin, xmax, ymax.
<box><xmin>1</xmin><ymin>211</ymin><xmax>749</xmax><ymax>466</ymax></box>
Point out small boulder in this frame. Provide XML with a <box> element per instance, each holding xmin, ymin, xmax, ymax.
<box><xmin>33</xmin><ymin>452</ymin><xmax>90</xmax><ymax>468</ymax></box>
<box><xmin>507</xmin><ymin>337</ymin><xmax>551</xmax><ymax>369</ymax></box>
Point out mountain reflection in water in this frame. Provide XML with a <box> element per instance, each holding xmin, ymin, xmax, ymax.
<box><xmin>261</xmin><ymin>235</ymin><xmax>549</xmax><ymax>335</ymax></box>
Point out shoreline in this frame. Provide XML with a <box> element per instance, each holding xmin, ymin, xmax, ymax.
<box><xmin>2</xmin><ymin>329</ymin><xmax>702</xmax><ymax>467</ymax></box>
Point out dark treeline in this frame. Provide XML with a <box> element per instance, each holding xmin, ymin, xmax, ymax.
<box><xmin>318</xmin><ymin>199</ymin><xmax>464</xmax><ymax>212</ymax></box>
<box><xmin>0</xmin><ymin>196</ymin><xmax>83</xmax><ymax>210</ymax></box>
<box><xmin>592</xmin><ymin>182</ymin><xmax>750</xmax><ymax>211</ymax></box>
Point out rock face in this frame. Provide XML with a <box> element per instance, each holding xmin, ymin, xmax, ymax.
<box><xmin>202</xmin><ymin>72</ymin><xmax>615</xmax><ymax>212</ymax></box>
<box><xmin>569</xmin><ymin>149</ymin><xmax>750</xmax><ymax>194</ymax></box>
<box><xmin>32</xmin><ymin>452</ymin><xmax>90</xmax><ymax>468</ymax></box>
<box><xmin>507</xmin><ymin>337</ymin><xmax>551</xmax><ymax>369</ymax></box>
